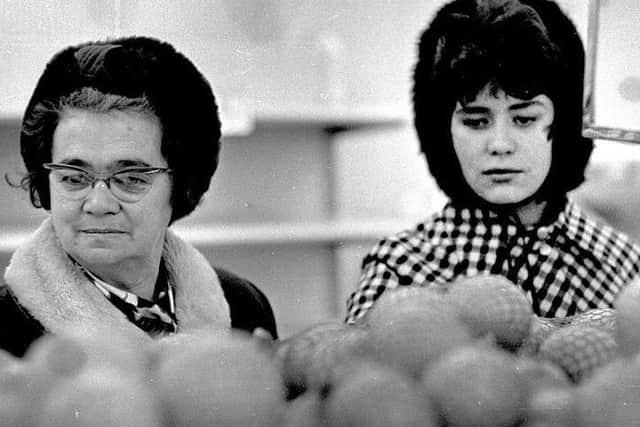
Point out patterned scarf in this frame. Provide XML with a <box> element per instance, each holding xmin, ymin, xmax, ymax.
<box><xmin>71</xmin><ymin>257</ymin><xmax>178</xmax><ymax>336</ymax></box>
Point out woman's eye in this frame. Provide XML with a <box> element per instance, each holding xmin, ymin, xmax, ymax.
<box><xmin>61</xmin><ymin>173</ymin><xmax>91</xmax><ymax>186</ymax></box>
<box><xmin>514</xmin><ymin>116</ymin><xmax>537</xmax><ymax>127</ymax></box>
<box><xmin>113</xmin><ymin>173</ymin><xmax>152</xmax><ymax>188</ymax></box>
<box><xmin>462</xmin><ymin>118</ymin><xmax>489</xmax><ymax>129</ymax></box>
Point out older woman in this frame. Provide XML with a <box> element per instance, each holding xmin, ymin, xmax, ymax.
<box><xmin>346</xmin><ymin>0</ymin><xmax>640</xmax><ymax>323</ymax></box>
<box><xmin>1</xmin><ymin>36</ymin><xmax>277</xmax><ymax>357</ymax></box>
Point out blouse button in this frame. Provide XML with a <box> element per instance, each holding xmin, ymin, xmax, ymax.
<box><xmin>540</xmin><ymin>244</ymin><xmax>552</xmax><ymax>257</ymax></box>
<box><xmin>537</xmin><ymin>227</ymin><xmax>550</xmax><ymax>240</ymax></box>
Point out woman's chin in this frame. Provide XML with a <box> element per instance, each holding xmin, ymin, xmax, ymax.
<box><xmin>480</xmin><ymin>189</ymin><xmax>535</xmax><ymax>207</ymax></box>
<box><xmin>70</xmin><ymin>247</ymin><xmax>129</xmax><ymax>269</ymax></box>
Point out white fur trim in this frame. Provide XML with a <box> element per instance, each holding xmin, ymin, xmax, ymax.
<box><xmin>3</xmin><ymin>218</ymin><xmax>230</xmax><ymax>342</ymax></box>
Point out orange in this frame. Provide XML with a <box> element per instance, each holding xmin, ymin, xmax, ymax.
<box><xmin>363</xmin><ymin>292</ymin><xmax>473</xmax><ymax>379</ymax></box>
<box><xmin>0</xmin><ymin>358</ymin><xmax>40</xmax><ymax>426</ymax></box>
<box><xmin>325</xmin><ymin>361</ymin><xmax>437</xmax><ymax>427</ymax></box>
<box><xmin>518</xmin><ymin>315</ymin><xmax>562</xmax><ymax>357</ymax></box>
<box><xmin>45</xmin><ymin>325</ymin><xmax>153</xmax><ymax>379</ymax></box>
<box><xmin>280</xmin><ymin>391</ymin><xmax>327</xmax><ymax>427</ymax></box>
<box><xmin>447</xmin><ymin>274</ymin><xmax>533</xmax><ymax>351</ymax></box>
<box><xmin>574</xmin><ymin>357</ymin><xmax>640</xmax><ymax>427</ymax></box>
<box><xmin>360</xmin><ymin>284</ymin><xmax>448</xmax><ymax>327</ymax></box>
<box><xmin>37</xmin><ymin>366</ymin><xmax>161</xmax><ymax>427</ymax></box>
<box><xmin>537</xmin><ymin>324</ymin><xmax>617</xmax><ymax>383</ymax></box>
<box><xmin>155</xmin><ymin>329</ymin><xmax>285</xmax><ymax>427</ymax></box>
<box><xmin>514</xmin><ymin>356</ymin><xmax>571</xmax><ymax>394</ymax></box>
<box><xmin>24</xmin><ymin>334</ymin><xmax>88</xmax><ymax>379</ymax></box>
<box><xmin>421</xmin><ymin>343</ymin><xmax>527</xmax><ymax>427</ymax></box>
<box><xmin>303</xmin><ymin>325</ymin><xmax>369</xmax><ymax>393</ymax></box>
<box><xmin>276</xmin><ymin>321</ymin><xmax>357</xmax><ymax>398</ymax></box>
<box><xmin>525</xmin><ymin>386</ymin><xmax>577</xmax><ymax>427</ymax></box>
<box><xmin>614</xmin><ymin>278</ymin><xmax>640</xmax><ymax>357</ymax></box>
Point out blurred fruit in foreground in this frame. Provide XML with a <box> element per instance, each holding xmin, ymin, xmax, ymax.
<box><xmin>155</xmin><ymin>329</ymin><xmax>285</xmax><ymax>427</ymax></box>
<box><xmin>276</xmin><ymin>322</ymin><xmax>360</xmax><ymax>398</ymax></box>
<box><xmin>359</xmin><ymin>285</ymin><xmax>448</xmax><ymax>327</ymax></box>
<box><xmin>518</xmin><ymin>315</ymin><xmax>562</xmax><ymax>357</ymax></box>
<box><xmin>281</xmin><ymin>391</ymin><xmax>327</xmax><ymax>427</ymax></box>
<box><xmin>303</xmin><ymin>325</ymin><xmax>369</xmax><ymax>393</ymax></box>
<box><xmin>537</xmin><ymin>324</ymin><xmax>617</xmax><ymax>383</ymax></box>
<box><xmin>362</xmin><ymin>285</ymin><xmax>473</xmax><ymax>379</ymax></box>
<box><xmin>24</xmin><ymin>333</ymin><xmax>88</xmax><ymax>379</ymax></box>
<box><xmin>421</xmin><ymin>343</ymin><xmax>527</xmax><ymax>427</ymax></box>
<box><xmin>614</xmin><ymin>278</ymin><xmax>640</xmax><ymax>357</ymax></box>
<box><xmin>0</xmin><ymin>357</ymin><xmax>41</xmax><ymax>426</ymax></box>
<box><xmin>39</xmin><ymin>326</ymin><xmax>152</xmax><ymax>379</ymax></box>
<box><xmin>524</xmin><ymin>386</ymin><xmax>577</xmax><ymax>427</ymax></box>
<box><xmin>0</xmin><ymin>335</ymin><xmax>99</xmax><ymax>427</ymax></box>
<box><xmin>514</xmin><ymin>356</ymin><xmax>571</xmax><ymax>394</ymax></box>
<box><xmin>574</xmin><ymin>357</ymin><xmax>640</xmax><ymax>427</ymax></box>
<box><xmin>37</xmin><ymin>366</ymin><xmax>161</xmax><ymax>427</ymax></box>
<box><xmin>447</xmin><ymin>274</ymin><xmax>533</xmax><ymax>351</ymax></box>
<box><xmin>325</xmin><ymin>361</ymin><xmax>437</xmax><ymax>427</ymax></box>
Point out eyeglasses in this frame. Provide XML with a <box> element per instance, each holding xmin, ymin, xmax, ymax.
<box><xmin>43</xmin><ymin>163</ymin><xmax>172</xmax><ymax>203</ymax></box>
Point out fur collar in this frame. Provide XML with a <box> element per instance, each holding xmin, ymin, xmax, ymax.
<box><xmin>4</xmin><ymin>218</ymin><xmax>230</xmax><ymax>341</ymax></box>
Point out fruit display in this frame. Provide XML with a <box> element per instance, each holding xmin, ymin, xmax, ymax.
<box><xmin>3</xmin><ymin>273</ymin><xmax>640</xmax><ymax>426</ymax></box>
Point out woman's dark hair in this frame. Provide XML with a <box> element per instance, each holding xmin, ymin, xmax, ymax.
<box><xmin>18</xmin><ymin>36</ymin><xmax>221</xmax><ymax>223</ymax></box>
<box><xmin>413</xmin><ymin>0</ymin><xmax>593</xmax><ymax>207</ymax></box>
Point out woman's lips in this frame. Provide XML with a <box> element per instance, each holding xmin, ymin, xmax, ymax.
<box><xmin>81</xmin><ymin>229</ymin><xmax>126</xmax><ymax>234</ymax></box>
<box><xmin>483</xmin><ymin>168</ymin><xmax>521</xmax><ymax>175</ymax></box>
<box><xmin>483</xmin><ymin>169</ymin><xmax>521</xmax><ymax>182</ymax></box>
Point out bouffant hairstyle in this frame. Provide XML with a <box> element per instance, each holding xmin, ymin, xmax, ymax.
<box><xmin>413</xmin><ymin>0</ymin><xmax>593</xmax><ymax>207</ymax></box>
<box><xmin>19</xmin><ymin>36</ymin><xmax>221</xmax><ymax>223</ymax></box>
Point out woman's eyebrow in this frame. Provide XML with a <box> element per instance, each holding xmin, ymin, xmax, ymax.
<box><xmin>53</xmin><ymin>159</ymin><xmax>152</xmax><ymax>169</ymax></box>
<box><xmin>509</xmin><ymin>100</ymin><xmax>542</xmax><ymax>111</ymax></box>
<box><xmin>55</xmin><ymin>158</ymin><xmax>89</xmax><ymax>167</ymax></box>
<box><xmin>114</xmin><ymin>160</ymin><xmax>153</xmax><ymax>168</ymax></box>
<box><xmin>454</xmin><ymin>105</ymin><xmax>489</xmax><ymax>115</ymax></box>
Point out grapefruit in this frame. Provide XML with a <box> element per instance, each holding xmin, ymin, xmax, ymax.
<box><xmin>421</xmin><ymin>343</ymin><xmax>527</xmax><ymax>427</ymax></box>
<box><xmin>614</xmin><ymin>278</ymin><xmax>640</xmax><ymax>357</ymax></box>
<box><xmin>155</xmin><ymin>329</ymin><xmax>285</xmax><ymax>427</ymax></box>
<box><xmin>447</xmin><ymin>274</ymin><xmax>533</xmax><ymax>351</ymax></box>
<box><xmin>538</xmin><ymin>323</ymin><xmax>618</xmax><ymax>383</ymax></box>
<box><xmin>325</xmin><ymin>361</ymin><xmax>437</xmax><ymax>427</ymax></box>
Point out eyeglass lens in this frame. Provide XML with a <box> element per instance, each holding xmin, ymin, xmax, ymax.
<box><xmin>49</xmin><ymin>168</ymin><xmax>160</xmax><ymax>202</ymax></box>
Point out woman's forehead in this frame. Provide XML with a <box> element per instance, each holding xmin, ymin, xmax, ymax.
<box><xmin>51</xmin><ymin>108</ymin><xmax>165</xmax><ymax>167</ymax></box>
<box><xmin>459</xmin><ymin>83</ymin><xmax>548</xmax><ymax>105</ymax></box>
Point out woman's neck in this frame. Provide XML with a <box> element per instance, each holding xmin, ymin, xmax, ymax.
<box><xmin>515</xmin><ymin>200</ymin><xmax>548</xmax><ymax>226</ymax></box>
<box><xmin>82</xmin><ymin>256</ymin><xmax>161</xmax><ymax>301</ymax></box>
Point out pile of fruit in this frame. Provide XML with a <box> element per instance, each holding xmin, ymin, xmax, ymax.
<box><xmin>276</xmin><ymin>275</ymin><xmax>640</xmax><ymax>427</ymax></box>
<box><xmin>3</xmin><ymin>274</ymin><xmax>640</xmax><ymax>426</ymax></box>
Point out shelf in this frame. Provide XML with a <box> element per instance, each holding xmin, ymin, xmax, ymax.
<box><xmin>2</xmin><ymin>103</ymin><xmax>409</xmax><ymax>137</ymax></box>
<box><xmin>252</xmin><ymin>104</ymin><xmax>409</xmax><ymax>132</ymax></box>
<box><xmin>0</xmin><ymin>218</ymin><xmax>416</xmax><ymax>253</ymax></box>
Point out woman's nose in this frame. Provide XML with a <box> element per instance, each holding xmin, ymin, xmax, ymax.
<box><xmin>82</xmin><ymin>181</ymin><xmax>121</xmax><ymax>214</ymax></box>
<box><xmin>487</xmin><ymin>121</ymin><xmax>515</xmax><ymax>155</ymax></box>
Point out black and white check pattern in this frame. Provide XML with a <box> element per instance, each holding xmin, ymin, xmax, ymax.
<box><xmin>345</xmin><ymin>199</ymin><xmax>640</xmax><ymax>324</ymax></box>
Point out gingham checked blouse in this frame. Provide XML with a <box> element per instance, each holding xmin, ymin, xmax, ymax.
<box><xmin>345</xmin><ymin>199</ymin><xmax>640</xmax><ymax>324</ymax></box>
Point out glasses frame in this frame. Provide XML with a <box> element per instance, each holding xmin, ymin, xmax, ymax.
<box><xmin>43</xmin><ymin>162</ymin><xmax>173</xmax><ymax>203</ymax></box>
